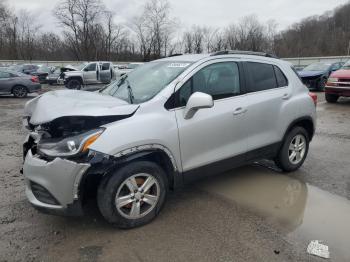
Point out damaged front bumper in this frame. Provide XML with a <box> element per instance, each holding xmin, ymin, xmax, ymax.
<box><xmin>23</xmin><ymin>149</ymin><xmax>90</xmax><ymax>216</ymax></box>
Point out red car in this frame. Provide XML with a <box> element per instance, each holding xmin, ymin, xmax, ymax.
<box><xmin>325</xmin><ymin>61</ymin><xmax>350</xmax><ymax>103</ymax></box>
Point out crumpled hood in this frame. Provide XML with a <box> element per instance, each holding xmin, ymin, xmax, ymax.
<box><xmin>298</xmin><ymin>70</ymin><xmax>326</xmax><ymax>78</ymax></box>
<box><xmin>24</xmin><ymin>90</ymin><xmax>139</xmax><ymax>125</ymax></box>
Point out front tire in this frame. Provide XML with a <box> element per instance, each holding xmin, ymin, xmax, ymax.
<box><xmin>325</xmin><ymin>93</ymin><xmax>339</xmax><ymax>103</ymax></box>
<box><xmin>275</xmin><ymin>127</ymin><xmax>309</xmax><ymax>172</ymax></box>
<box><xmin>97</xmin><ymin>161</ymin><xmax>168</xmax><ymax>229</ymax></box>
<box><xmin>66</xmin><ymin>79</ymin><xmax>82</xmax><ymax>90</ymax></box>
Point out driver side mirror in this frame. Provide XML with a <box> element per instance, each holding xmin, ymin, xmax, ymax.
<box><xmin>183</xmin><ymin>92</ymin><xmax>214</xmax><ymax>119</ymax></box>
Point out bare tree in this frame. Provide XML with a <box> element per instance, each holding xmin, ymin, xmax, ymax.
<box><xmin>17</xmin><ymin>10</ymin><xmax>41</xmax><ymax>60</ymax></box>
<box><xmin>54</xmin><ymin>0</ymin><xmax>105</xmax><ymax>60</ymax></box>
<box><xmin>102</xmin><ymin>11</ymin><xmax>125</xmax><ymax>60</ymax></box>
<box><xmin>132</xmin><ymin>0</ymin><xmax>175</xmax><ymax>61</ymax></box>
<box><xmin>183</xmin><ymin>31</ymin><xmax>193</xmax><ymax>53</ymax></box>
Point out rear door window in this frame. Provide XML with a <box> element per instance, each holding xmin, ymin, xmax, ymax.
<box><xmin>101</xmin><ymin>63</ymin><xmax>110</xmax><ymax>71</ymax></box>
<box><xmin>245</xmin><ymin>62</ymin><xmax>277</xmax><ymax>92</ymax></box>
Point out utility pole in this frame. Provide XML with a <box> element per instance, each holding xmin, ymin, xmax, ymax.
<box><xmin>347</xmin><ymin>40</ymin><xmax>350</xmax><ymax>56</ymax></box>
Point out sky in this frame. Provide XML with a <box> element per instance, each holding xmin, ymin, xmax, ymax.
<box><xmin>6</xmin><ymin>0</ymin><xmax>350</xmax><ymax>33</ymax></box>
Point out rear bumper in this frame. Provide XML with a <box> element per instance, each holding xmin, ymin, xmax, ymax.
<box><xmin>23</xmin><ymin>150</ymin><xmax>90</xmax><ymax>214</ymax></box>
<box><xmin>325</xmin><ymin>86</ymin><xmax>350</xmax><ymax>97</ymax></box>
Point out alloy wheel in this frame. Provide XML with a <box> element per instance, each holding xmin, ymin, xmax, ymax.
<box><xmin>13</xmin><ymin>86</ymin><xmax>27</xmax><ymax>98</ymax></box>
<box><xmin>115</xmin><ymin>173</ymin><xmax>160</xmax><ymax>219</ymax></box>
<box><xmin>288</xmin><ymin>134</ymin><xmax>306</xmax><ymax>165</ymax></box>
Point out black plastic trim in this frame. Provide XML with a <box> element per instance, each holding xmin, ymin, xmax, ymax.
<box><xmin>182</xmin><ymin>142</ymin><xmax>281</xmax><ymax>184</ymax></box>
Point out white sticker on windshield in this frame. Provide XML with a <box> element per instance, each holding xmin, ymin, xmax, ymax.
<box><xmin>168</xmin><ymin>63</ymin><xmax>190</xmax><ymax>68</ymax></box>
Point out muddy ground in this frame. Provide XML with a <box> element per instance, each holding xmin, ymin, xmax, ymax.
<box><xmin>0</xmin><ymin>87</ymin><xmax>350</xmax><ymax>262</ymax></box>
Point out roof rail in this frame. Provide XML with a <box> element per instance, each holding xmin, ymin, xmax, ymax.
<box><xmin>210</xmin><ymin>50</ymin><xmax>279</xmax><ymax>59</ymax></box>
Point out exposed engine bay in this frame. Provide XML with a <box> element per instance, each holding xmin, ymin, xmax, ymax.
<box><xmin>30</xmin><ymin>115</ymin><xmax>129</xmax><ymax>138</ymax></box>
<box><xmin>23</xmin><ymin>115</ymin><xmax>131</xmax><ymax>160</ymax></box>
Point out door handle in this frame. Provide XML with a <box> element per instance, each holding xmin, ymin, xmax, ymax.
<box><xmin>282</xmin><ymin>93</ymin><xmax>291</xmax><ymax>100</ymax></box>
<box><xmin>233</xmin><ymin>107</ymin><xmax>247</xmax><ymax>115</ymax></box>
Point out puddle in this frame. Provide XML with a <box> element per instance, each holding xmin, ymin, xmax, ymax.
<box><xmin>200</xmin><ymin>165</ymin><xmax>350</xmax><ymax>261</ymax></box>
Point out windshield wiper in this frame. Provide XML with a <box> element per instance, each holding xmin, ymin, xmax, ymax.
<box><xmin>125</xmin><ymin>79</ymin><xmax>134</xmax><ymax>104</ymax></box>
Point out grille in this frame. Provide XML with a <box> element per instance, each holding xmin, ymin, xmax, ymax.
<box><xmin>30</xmin><ymin>181</ymin><xmax>60</xmax><ymax>205</ymax></box>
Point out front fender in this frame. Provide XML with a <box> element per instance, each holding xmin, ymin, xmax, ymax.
<box><xmin>89</xmin><ymin>99</ymin><xmax>182</xmax><ymax>171</ymax></box>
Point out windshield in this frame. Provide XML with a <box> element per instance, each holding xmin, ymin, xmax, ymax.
<box><xmin>303</xmin><ymin>62</ymin><xmax>330</xmax><ymax>71</ymax></box>
<box><xmin>100</xmin><ymin>61</ymin><xmax>192</xmax><ymax>104</ymax></box>
<box><xmin>342</xmin><ymin>60</ymin><xmax>350</xmax><ymax>69</ymax></box>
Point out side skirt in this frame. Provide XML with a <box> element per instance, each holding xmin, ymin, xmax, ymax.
<box><xmin>182</xmin><ymin>142</ymin><xmax>281</xmax><ymax>184</ymax></box>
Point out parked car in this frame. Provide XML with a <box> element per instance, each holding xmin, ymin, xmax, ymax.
<box><xmin>8</xmin><ymin>64</ymin><xmax>53</xmax><ymax>83</ymax></box>
<box><xmin>0</xmin><ymin>70</ymin><xmax>41</xmax><ymax>98</ymax></box>
<box><xmin>298</xmin><ymin>62</ymin><xmax>343</xmax><ymax>91</ymax></box>
<box><xmin>63</xmin><ymin>62</ymin><xmax>115</xmax><ymax>89</ymax></box>
<box><xmin>115</xmin><ymin>62</ymin><xmax>144</xmax><ymax>77</ymax></box>
<box><xmin>46</xmin><ymin>67</ymin><xmax>62</xmax><ymax>85</ymax></box>
<box><xmin>31</xmin><ymin>65</ymin><xmax>53</xmax><ymax>83</ymax></box>
<box><xmin>9</xmin><ymin>64</ymin><xmax>39</xmax><ymax>75</ymax></box>
<box><xmin>22</xmin><ymin>51</ymin><xmax>316</xmax><ymax>228</ymax></box>
<box><xmin>325</xmin><ymin>60</ymin><xmax>350</xmax><ymax>103</ymax></box>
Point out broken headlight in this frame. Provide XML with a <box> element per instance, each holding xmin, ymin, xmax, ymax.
<box><xmin>37</xmin><ymin>128</ymin><xmax>104</xmax><ymax>157</ymax></box>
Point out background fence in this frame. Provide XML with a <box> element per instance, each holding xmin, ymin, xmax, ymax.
<box><xmin>283</xmin><ymin>56</ymin><xmax>350</xmax><ymax>67</ymax></box>
<box><xmin>0</xmin><ymin>60</ymin><xmax>129</xmax><ymax>67</ymax></box>
<box><xmin>1</xmin><ymin>56</ymin><xmax>350</xmax><ymax>68</ymax></box>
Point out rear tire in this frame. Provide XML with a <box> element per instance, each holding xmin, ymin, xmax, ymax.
<box><xmin>97</xmin><ymin>161</ymin><xmax>168</xmax><ymax>229</ymax></box>
<box><xmin>325</xmin><ymin>93</ymin><xmax>339</xmax><ymax>103</ymax></box>
<box><xmin>12</xmin><ymin>85</ymin><xmax>28</xmax><ymax>98</ymax></box>
<box><xmin>275</xmin><ymin>127</ymin><xmax>309</xmax><ymax>172</ymax></box>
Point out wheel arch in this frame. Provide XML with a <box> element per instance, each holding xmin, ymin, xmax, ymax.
<box><xmin>113</xmin><ymin>145</ymin><xmax>180</xmax><ymax>190</ymax></box>
<box><xmin>11</xmin><ymin>84</ymin><xmax>28</xmax><ymax>93</ymax></box>
<box><xmin>78</xmin><ymin>145</ymin><xmax>181</xmax><ymax>205</ymax></box>
<box><xmin>283</xmin><ymin>116</ymin><xmax>315</xmax><ymax>142</ymax></box>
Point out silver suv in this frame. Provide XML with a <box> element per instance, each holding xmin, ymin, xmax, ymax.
<box><xmin>22</xmin><ymin>51</ymin><xmax>316</xmax><ymax>228</ymax></box>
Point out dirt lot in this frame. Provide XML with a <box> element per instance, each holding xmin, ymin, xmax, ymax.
<box><xmin>0</xmin><ymin>87</ymin><xmax>350</xmax><ymax>262</ymax></box>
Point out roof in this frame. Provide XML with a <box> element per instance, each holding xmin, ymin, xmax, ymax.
<box><xmin>156</xmin><ymin>51</ymin><xmax>281</xmax><ymax>64</ymax></box>
<box><xmin>157</xmin><ymin>54</ymin><xmax>209</xmax><ymax>62</ymax></box>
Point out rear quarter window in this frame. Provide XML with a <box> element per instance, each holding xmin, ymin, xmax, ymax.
<box><xmin>274</xmin><ymin>66</ymin><xmax>288</xmax><ymax>87</ymax></box>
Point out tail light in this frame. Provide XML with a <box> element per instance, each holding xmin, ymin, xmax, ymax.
<box><xmin>309</xmin><ymin>92</ymin><xmax>317</xmax><ymax>107</ymax></box>
<box><xmin>31</xmin><ymin>76</ymin><xmax>39</xmax><ymax>83</ymax></box>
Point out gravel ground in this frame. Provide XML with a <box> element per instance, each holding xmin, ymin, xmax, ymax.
<box><xmin>0</xmin><ymin>88</ymin><xmax>349</xmax><ymax>262</ymax></box>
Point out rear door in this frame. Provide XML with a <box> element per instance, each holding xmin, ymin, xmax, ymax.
<box><xmin>99</xmin><ymin>63</ymin><xmax>112</xmax><ymax>83</ymax></box>
<box><xmin>242</xmin><ymin>61</ymin><xmax>291</xmax><ymax>159</ymax></box>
